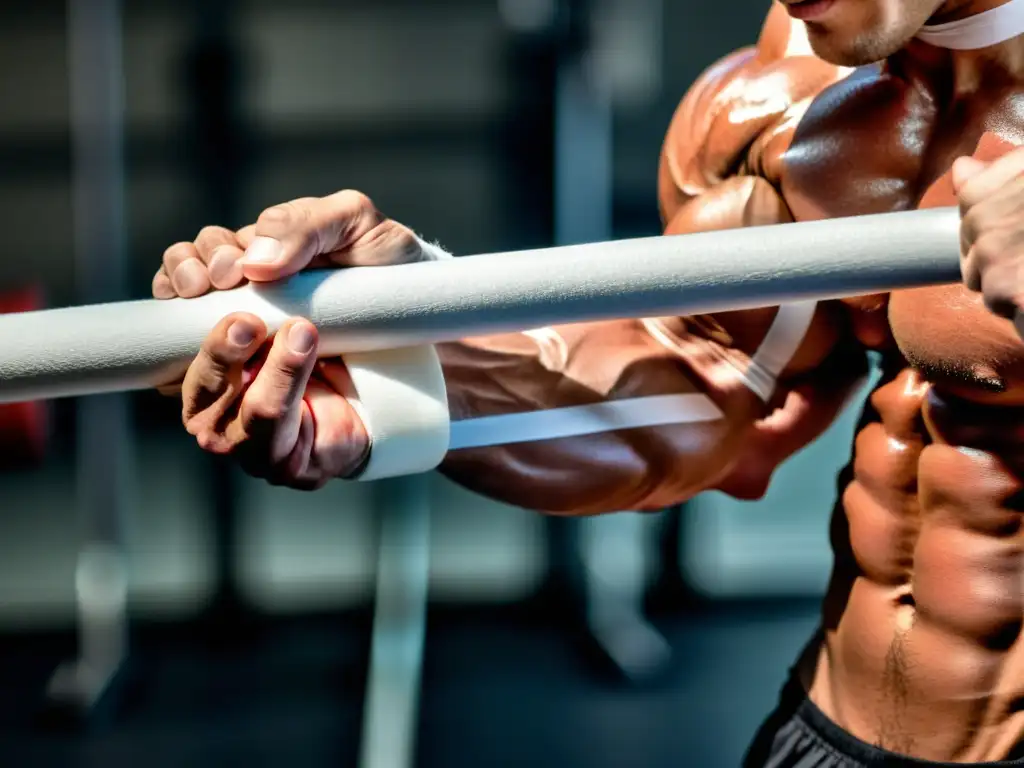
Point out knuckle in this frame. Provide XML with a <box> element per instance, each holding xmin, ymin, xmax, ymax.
<box><xmin>354</xmin><ymin>221</ymin><xmax>422</xmax><ymax>264</ymax></box>
<box><xmin>389</xmin><ymin>226</ymin><xmax>422</xmax><ymax>262</ymax></box>
<box><xmin>183</xmin><ymin>411</ymin><xmax>201</xmax><ymax>435</ymax></box>
<box><xmin>163</xmin><ymin>241</ymin><xmax>195</xmax><ymax>265</ymax></box>
<box><xmin>959</xmin><ymin>182</ymin><xmax>983</xmax><ymax>210</ymax></box>
<box><xmin>258</xmin><ymin>201</ymin><xmax>308</xmax><ymax>232</ymax></box>
<box><xmin>194</xmin><ymin>429</ymin><xmax>224</xmax><ymax>454</ymax></box>
<box><xmin>258</xmin><ymin>204</ymin><xmax>292</xmax><ymax>229</ymax></box>
<box><xmin>195</xmin><ymin>225</ymin><xmax>233</xmax><ymax>254</ymax></box>
<box><xmin>152</xmin><ymin>271</ymin><xmax>174</xmax><ymax>298</ymax></box>
<box><xmin>197</xmin><ymin>225</ymin><xmax>226</xmax><ymax>242</ymax></box>
<box><xmin>336</xmin><ymin>188</ymin><xmax>375</xmax><ymax>214</ymax></box>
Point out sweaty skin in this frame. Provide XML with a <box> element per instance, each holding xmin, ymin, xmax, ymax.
<box><xmin>438</xmin><ymin>6</ymin><xmax>861</xmax><ymax>513</ymax></box>
<box><xmin>442</xmin><ymin>4</ymin><xmax>1024</xmax><ymax>761</ymax></box>
<box><xmin>155</xmin><ymin>0</ymin><xmax>1024</xmax><ymax>760</ymax></box>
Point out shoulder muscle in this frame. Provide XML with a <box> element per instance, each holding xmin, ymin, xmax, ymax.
<box><xmin>658</xmin><ymin>2</ymin><xmax>843</xmax><ymax>224</ymax></box>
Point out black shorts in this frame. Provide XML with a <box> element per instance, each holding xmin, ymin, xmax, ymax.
<box><xmin>743</xmin><ymin>667</ymin><xmax>1024</xmax><ymax>768</ymax></box>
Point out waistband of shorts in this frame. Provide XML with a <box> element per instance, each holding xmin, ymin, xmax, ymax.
<box><xmin>789</xmin><ymin>679</ymin><xmax>1024</xmax><ymax>767</ymax></box>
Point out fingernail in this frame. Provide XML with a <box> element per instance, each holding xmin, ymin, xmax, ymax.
<box><xmin>173</xmin><ymin>260</ymin><xmax>205</xmax><ymax>294</ymax></box>
<box><xmin>209</xmin><ymin>247</ymin><xmax>241</xmax><ymax>285</ymax></box>
<box><xmin>288</xmin><ymin>322</ymin><xmax>316</xmax><ymax>354</ymax></box>
<box><xmin>228</xmin><ymin>321</ymin><xmax>256</xmax><ymax>348</ymax></box>
<box><xmin>242</xmin><ymin>236</ymin><xmax>284</xmax><ymax>265</ymax></box>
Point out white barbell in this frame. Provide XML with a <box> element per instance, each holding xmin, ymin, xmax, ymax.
<box><xmin>0</xmin><ymin>207</ymin><xmax>962</xmax><ymax>479</ymax></box>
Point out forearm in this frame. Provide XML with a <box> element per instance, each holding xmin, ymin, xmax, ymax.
<box><xmin>435</xmin><ymin>304</ymin><xmax>845</xmax><ymax>515</ymax></box>
<box><xmin>433</xmin><ymin>7</ymin><xmax>850</xmax><ymax>513</ymax></box>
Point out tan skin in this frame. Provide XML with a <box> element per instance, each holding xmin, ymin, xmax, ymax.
<box><xmin>156</xmin><ymin>0</ymin><xmax>1024</xmax><ymax>760</ymax></box>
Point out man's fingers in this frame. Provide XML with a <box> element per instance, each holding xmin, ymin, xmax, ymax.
<box><xmin>236</xmin><ymin>224</ymin><xmax>257</xmax><ymax>249</ymax></box>
<box><xmin>241</xmin><ymin>192</ymin><xmax>379</xmax><ymax>280</ymax></box>
<box><xmin>956</xmin><ymin>148</ymin><xmax>1024</xmax><ymax>211</ymax></box>
<box><xmin>193</xmin><ymin>226</ymin><xmax>247</xmax><ymax>290</ymax></box>
<box><xmin>152</xmin><ymin>266</ymin><xmax>175</xmax><ymax>299</ymax></box>
<box><xmin>194</xmin><ymin>226</ymin><xmax>238</xmax><ymax>262</ymax></box>
<box><xmin>163</xmin><ymin>241</ymin><xmax>196</xmax><ymax>275</ymax></box>
<box><xmin>232</xmin><ymin>319</ymin><xmax>320</xmax><ymax>464</ymax></box>
<box><xmin>182</xmin><ymin>312</ymin><xmax>267</xmax><ymax>436</ymax></box>
<box><xmin>951</xmin><ymin>156</ymin><xmax>987</xmax><ymax>196</ymax></box>
<box><xmin>207</xmin><ymin>245</ymin><xmax>247</xmax><ymax>290</ymax></box>
<box><xmin>262</xmin><ymin>402</ymin><xmax>318</xmax><ymax>488</ymax></box>
<box><xmin>239</xmin><ymin>190</ymin><xmax>425</xmax><ymax>282</ymax></box>
<box><xmin>155</xmin><ymin>227</ymin><xmax>248</xmax><ymax>298</ymax></box>
<box><xmin>162</xmin><ymin>242</ymin><xmax>211</xmax><ymax>298</ymax></box>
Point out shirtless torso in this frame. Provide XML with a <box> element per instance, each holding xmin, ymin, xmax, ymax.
<box><xmin>152</xmin><ymin>0</ymin><xmax>1024</xmax><ymax>762</ymax></box>
<box><xmin>679</xmin><ymin>9</ymin><xmax>1024</xmax><ymax>762</ymax></box>
<box><xmin>442</xmin><ymin>5</ymin><xmax>1024</xmax><ymax>762</ymax></box>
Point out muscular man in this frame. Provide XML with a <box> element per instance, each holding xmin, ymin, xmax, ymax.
<box><xmin>154</xmin><ymin>0</ymin><xmax>1024</xmax><ymax>763</ymax></box>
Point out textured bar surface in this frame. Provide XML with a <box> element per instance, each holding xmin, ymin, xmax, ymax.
<box><xmin>0</xmin><ymin>207</ymin><xmax>962</xmax><ymax>403</ymax></box>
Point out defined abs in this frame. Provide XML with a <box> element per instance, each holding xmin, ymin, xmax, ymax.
<box><xmin>915</xmin><ymin>390</ymin><xmax>1024</xmax><ymax>654</ymax></box>
<box><xmin>824</xmin><ymin>375</ymin><xmax>1024</xmax><ymax>760</ymax></box>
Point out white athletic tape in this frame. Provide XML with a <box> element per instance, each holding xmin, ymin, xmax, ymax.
<box><xmin>345</xmin><ymin>345</ymin><xmax>451</xmax><ymax>481</ymax></box>
<box><xmin>448</xmin><ymin>393</ymin><xmax>724</xmax><ymax>450</ymax></box>
<box><xmin>742</xmin><ymin>300</ymin><xmax>818</xmax><ymax>402</ymax></box>
<box><xmin>340</xmin><ymin>235</ymin><xmax>454</xmax><ymax>481</ymax></box>
<box><xmin>443</xmin><ymin>301</ymin><xmax>814</xmax><ymax>452</ymax></box>
<box><xmin>415</xmin><ymin>235</ymin><xmax>454</xmax><ymax>262</ymax></box>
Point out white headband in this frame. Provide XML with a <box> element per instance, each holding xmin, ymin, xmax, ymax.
<box><xmin>916</xmin><ymin>0</ymin><xmax>1024</xmax><ymax>50</ymax></box>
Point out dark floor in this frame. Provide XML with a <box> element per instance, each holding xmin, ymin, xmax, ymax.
<box><xmin>0</xmin><ymin>600</ymin><xmax>820</xmax><ymax>768</ymax></box>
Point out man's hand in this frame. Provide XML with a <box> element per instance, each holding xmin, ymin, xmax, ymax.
<box><xmin>954</xmin><ymin>148</ymin><xmax>1024</xmax><ymax>325</ymax></box>
<box><xmin>154</xmin><ymin>191</ymin><xmax>432</xmax><ymax>488</ymax></box>
<box><xmin>153</xmin><ymin>189</ymin><xmax>424</xmax><ymax>298</ymax></box>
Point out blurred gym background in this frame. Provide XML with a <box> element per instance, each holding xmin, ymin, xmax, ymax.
<box><xmin>0</xmin><ymin>1</ymin><xmax>872</xmax><ymax>766</ymax></box>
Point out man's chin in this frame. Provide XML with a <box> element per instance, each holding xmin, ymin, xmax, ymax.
<box><xmin>805</xmin><ymin>28</ymin><xmax>895</xmax><ymax>67</ymax></box>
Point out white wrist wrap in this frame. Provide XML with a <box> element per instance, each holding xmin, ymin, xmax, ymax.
<box><xmin>345</xmin><ymin>345</ymin><xmax>451</xmax><ymax>481</ymax></box>
<box><xmin>343</xmin><ymin>234</ymin><xmax>454</xmax><ymax>481</ymax></box>
<box><xmin>415</xmin><ymin>235</ymin><xmax>455</xmax><ymax>262</ymax></box>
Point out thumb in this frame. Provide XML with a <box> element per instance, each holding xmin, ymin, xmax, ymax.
<box><xmin>239</xmin><ymin>234</ymin><xmax>310</xmax><ymax>284</ymax></box>
<box><xmin>951</xmin><ymin>156</ymin><xmax>988</xmax><ymax>194</ymax></box>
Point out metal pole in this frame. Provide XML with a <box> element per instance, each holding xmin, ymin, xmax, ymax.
<box><xmin>185</xmin><ymin>0</ymin><xmax>251</xmax><ymax>639</ymax></box>
<box><xmin>358</xmin><ymin>475</ymin><xmax>432</xmax><ymax>768</ymax></box>
<box><xmin>47</xmin><ymin>0</ymin><xmax>134</xmax><ymax>721</ymax></box>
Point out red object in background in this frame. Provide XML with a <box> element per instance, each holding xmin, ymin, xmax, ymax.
<box><xmin>0</xmin><ymin>286</ymin><xmax>49</xmax><ymax>468</ymax></box>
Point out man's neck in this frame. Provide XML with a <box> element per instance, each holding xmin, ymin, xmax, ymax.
<box><xmin>911</xmin><ymin>0</ymin><xmax>1024</xmax><ymax>93</ymax></box>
